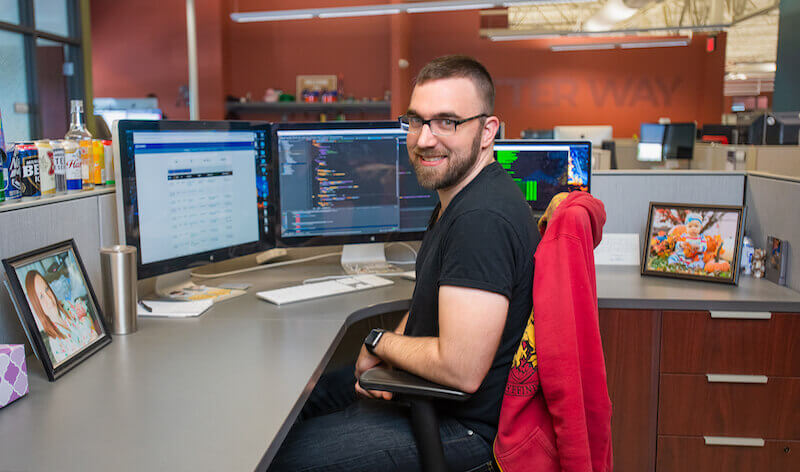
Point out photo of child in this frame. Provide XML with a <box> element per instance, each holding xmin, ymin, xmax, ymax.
<box><xmin>15</xmin><ymin>249</ymin><xmax>103</xmax><ymax>367</ymax></box>
<box><xmin>644</xmin><ymin>204</ymin><xmax>742</xmax><ymax>281</ymax></box>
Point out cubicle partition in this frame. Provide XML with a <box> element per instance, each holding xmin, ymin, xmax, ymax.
<box><xmin>745</xmin><ymin>172</ymin><xmax>800</xmax><ymax>292</ymax></box>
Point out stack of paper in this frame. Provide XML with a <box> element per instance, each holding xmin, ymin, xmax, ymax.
<box><xmin>137</xmin><ymin>299</ymin><xmax>213</xmax><ymax>318</ymax></box>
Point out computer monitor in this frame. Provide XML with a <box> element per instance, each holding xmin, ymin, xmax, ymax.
<box><xmin>97</xmin><ymin>109</ymin><xmax>162</xmax><ymax>130</ymax></box>
<box><xmin>113</xmin><ymin>120</ymin><xmax>272</xmax><ymax>280</ymax></box>
<box><xmin>553</xmin><ymin>126</ymin><xmax>613</xmax><ymax>147</ymax></box>
<box><xmin>493</xmin><ymin>140</ymin><xmax>591</xmax><ymax>213</ymax></box>
<box><xmin>638</xmin><ymin>123</ymin><xmax>695</xmax><ymax>161</ymax></box>
<box><xmin>662</xmin><ymin>123</ymin><xmax>696</xmax><ymax>159</ymax></box>
<box><xmin>749</xmin><ymin>112</ymin><xmax>800</xmax><ymax>145</ymax></box>
<box><xmin>272</xmin><ymin>121</ymin><xmax>438</xmax><ymax>271</ymax></box>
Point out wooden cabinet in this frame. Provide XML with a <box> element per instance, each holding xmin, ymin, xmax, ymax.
<box><xmin>598</xmin><ymin>309</ymin><xmax>660</xmax><ymax>472</ymax></box>
<box><xmin>598</xmin><ymin>310</ymin><xmax>798</xmax><ymax>471</ymax></box>
<box><xmin>656</xmin><ymin>311</ymin><xmax>799</xmax><ymax>472</ymax></box>
<box><xmin>656</xmin><ymin>436</ymin><xmax>799</xmax><ymax>471</ymax></box>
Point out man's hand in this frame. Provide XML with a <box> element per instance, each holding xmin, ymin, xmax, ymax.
<box><xmin>538</xmin><ymin>192</ymin><xmax>570</xmax><ymax>235</ymax></box>
<box><xmin>354</xmin><ymin>345</ymin><xmax>393</xmax><ymax>400</ymax></box>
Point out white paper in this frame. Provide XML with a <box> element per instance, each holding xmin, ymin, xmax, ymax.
<box><xmin>594</xmin><ymin>233</ymin><xmax>640</xmax><ymax>266</ymax></box>
<box><xmin>137</xmin><ymin>299</ymin><xmax>213</xmax><ymax>318</ymax></box>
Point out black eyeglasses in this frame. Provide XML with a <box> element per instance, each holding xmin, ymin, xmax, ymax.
<box><xmin>399</xmin><ymin>113</ymin><xmax>487</xmax><ymax>137</ymax></box>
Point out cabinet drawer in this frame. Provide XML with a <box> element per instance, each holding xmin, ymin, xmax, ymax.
<box><xmin>657</xmin><ymin>436</ymin><xmax>799</xmax><ymax>472</ymax></box>
<box><xmin>658</xmin><ymin>374</ymin><xmax>800</xmax><ymax>439</ymax></box>
<box><xmin>661</xmin><ymin>311</ymin><xmax>800</xmax><ymax>376</ymax></box>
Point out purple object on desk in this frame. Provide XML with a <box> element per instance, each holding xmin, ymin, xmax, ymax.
<box><xmin>0</xmin><ymin>344</ymin><xmax>28</xmax><ymax>408</ymax></box>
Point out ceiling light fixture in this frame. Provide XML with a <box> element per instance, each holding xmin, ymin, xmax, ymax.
<box><xmin>550</xmin><ymin>43</ymin><xmax>616</xmax><ymax>52</ymax></box>
<box><xmin>230</xmin><ymin>1</ymin><xmax>595</xmax><ymax>23</ymax></box>
<box><xmin>319</xmin><ymin>9</ymin><xmax>401</xmax><ymax>18</ymax></box>
<box><xmin>618</xmin><ymin>40</ymin><xmax>690</xmax><ymax>49</ymax></box>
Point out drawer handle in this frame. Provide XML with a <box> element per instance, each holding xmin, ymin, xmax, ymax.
<box><xmin>704</xmin><ymin>436</ymin><xmax>765</xmax><ymax>447</ymax></box>
<box><xmin>706</xmin><ymin>374</ymin><xmax>768</xmax><ymax>384</ymax></box>
<box><xmin>710</xmin><ymin>311</ymin><xmax>771</xmax><ymax>320</ymax></box>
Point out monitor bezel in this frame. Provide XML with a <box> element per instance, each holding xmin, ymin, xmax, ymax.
<box><xmin>272</xmin><ymin>120</ymin><xmax>430</xmax><ymax>248</ymax></box>
<box><xmin>113</xmin><ymin>119</ymin><xmax>275</xmax><ymax>280</ymax></box>
<box><xmin>493</xmin><ymin>139</ymin><xmax>592</xmax><ymax>211</ymax></box>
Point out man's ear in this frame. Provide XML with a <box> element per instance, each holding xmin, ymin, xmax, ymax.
<box><xmin>482</xmin><ymin>116</ymin><xmax>500</xmax><ymax>146</ymax></box>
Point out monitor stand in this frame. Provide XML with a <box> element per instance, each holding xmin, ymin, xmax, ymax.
<box><xmin>340</xmin><ymin>243</ymin><xmax>401</xmax><ymax>275</ymax></box>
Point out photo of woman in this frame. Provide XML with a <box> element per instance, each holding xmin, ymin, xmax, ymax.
<box><xmin>3</xmin><ymin>240</ymin><xmax>111</xmax><ymax>381</ymax></box>
<box><xmin>15</xmin><ymin>247</ymin><xmax>105</xmax><ymax>368</ymax></box>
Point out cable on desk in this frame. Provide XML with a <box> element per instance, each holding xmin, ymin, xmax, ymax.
<box><xmin>190</xmin><ymin>252</ymin><xmax>342</xmax><ymax>280</ymax></box>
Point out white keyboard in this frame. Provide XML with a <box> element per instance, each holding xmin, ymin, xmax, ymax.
<box><xmin>256</xmin><ymin>275</ymin><xmax>394</xmax><ymax>305</ymax></box>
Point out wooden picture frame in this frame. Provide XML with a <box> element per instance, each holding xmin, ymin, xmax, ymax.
<box><xmin>641</xmin><ymin>202</ymin><xmax>745</xmax><ymax>285</ymax></box>
<box><xmin>2</xmin><ymin>240</ymin><xmax>112</xmax><ymax>381</ymax></box>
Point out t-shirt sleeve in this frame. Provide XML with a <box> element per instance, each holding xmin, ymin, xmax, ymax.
<box><xmin>438</xmin><ymin>210</ymin><xmax>520</xmax><ymax>299</ymax></box>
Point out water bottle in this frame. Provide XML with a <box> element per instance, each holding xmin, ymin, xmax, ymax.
<box><xmin>740</xmin><ymin>236</ymin><xmax>753</xmax><ymax>275</ymax></box>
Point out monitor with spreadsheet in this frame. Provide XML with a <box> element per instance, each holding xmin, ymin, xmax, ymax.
<box><xmin>273</xmin><ymin>121</ymin><xmax>438</xmax><ymax>247</ymax></box>
<box><xmin>493</xmin><ymin>140</ymin><xmax>591</xmax><ymax>212</ymax></box>
<box><xmin>113</xmin><ymin>120</ymin><xmax>272</xmax><ymax>279</ymax></box>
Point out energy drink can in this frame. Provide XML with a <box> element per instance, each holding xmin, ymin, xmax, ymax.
<box><xmin>51</xmin><ymin>140</ymin><xmax>67</xmax><ymax>193</ymax></box>
<box><xmin>64</xmin><ymin>139</ymin><xmax>82</xmax><ymax>192</ymax></box>
<box><xmin>19</xmin><ymin>142</ymin><xmax>40</xmax><ymax>200</ymax></box>
<box><xmin>35</xmin><ymin>140</ymin><xmax>56</xmax><ymax>197</ymax></box>
<box><xmin>92</xmin><ymin>139</ymin><xmax>105</xmax><ymax>186</ymax></box>
<box><xmin>103</xmin><ymin>140</ymin><xmax>114</xmax><ymax>185</ymax></box>
<box><xmin>3</xmin><ymin>142</ymin><xmax>21</xmax><ymax>201</ymax></box>
<box><xmin>79</xmin><ymin>139</ymin><xmax>94</xmax><ymax>190</ymax></box>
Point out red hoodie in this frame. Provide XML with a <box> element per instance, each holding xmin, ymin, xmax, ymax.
<box><xmin>493</xmin><ymin>192</ymin><xmax>613</xmax><ymax>472</ymax></box>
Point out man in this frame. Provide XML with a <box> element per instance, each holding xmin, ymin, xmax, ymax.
<box><xmin>268</xmin><ymin>55</ymin><xmax>538</xmax><ymax>472</ymax></box>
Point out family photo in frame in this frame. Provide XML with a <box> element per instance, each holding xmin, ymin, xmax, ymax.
<box><xmin>642</xmin><ymin>202</ymin><xmax>745</xmax><ymax>285</ymax></box>
<box><xmin>2</xmin><ymin>240</ymin><xmax>111</xmax><ymax>381</ymax></box>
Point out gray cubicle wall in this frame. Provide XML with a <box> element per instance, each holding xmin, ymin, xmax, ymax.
<box><xmin>745</xmin><ymin>173</ymin><xmax>800</xmax><ymax>292</ymax></box>
<box><xmin>592</xmin><ymin>171</ymin><xmax>746</xmax><ymax>249</ymax></box>
<box><xmin>0</xmin><ymin>191</ymin><xmax>118</xmax><ymax>349</ymax></box>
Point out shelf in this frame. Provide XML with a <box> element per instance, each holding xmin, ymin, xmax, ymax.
<box><xmin>225</xmin><ymin>101</ymin><xmax>391</xmax><ymax>115</ymax></box>
<box><xmin>0</xmin><ymin>186</ymin><xmax>115</xmax><ymax>213</ymax></box>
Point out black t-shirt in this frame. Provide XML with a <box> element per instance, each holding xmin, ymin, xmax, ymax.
<box><xmin>405</xmin><ymin>161</ymin><xmax>539</xmax><ymax>442</ymax></box>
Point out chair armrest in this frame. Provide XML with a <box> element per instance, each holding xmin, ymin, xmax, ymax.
<box><xmin>359</xmin><ymin>367</ymin><xmax>471</xmax><ymax>401</ymax></box>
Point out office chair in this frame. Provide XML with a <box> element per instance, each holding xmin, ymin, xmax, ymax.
<box><xmin>359</xmin><ymin>367</ymin><xmax>471</xmax><ymax>472</ymax></box>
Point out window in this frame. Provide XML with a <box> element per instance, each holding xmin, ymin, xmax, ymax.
<box><xmin>0</xmin><ymin>0</ymin><xmax>83</xmax><ymax>143</ymax></box>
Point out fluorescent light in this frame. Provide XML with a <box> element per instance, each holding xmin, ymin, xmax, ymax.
<box><xmin>551</xmin><ymin>43</ymin><xmax>616</xmax><ymax>51</ymax></box>
<box><xmin>318</xmin><ymin>9</ymin><xmax>400</xmax><ymax>18</ymax></box>
<box><xmin>232</xmin><ymin>13</ymin><xmax>314</xmax><ymax>22</ymax></box>
<box><xmin>619</xmin><ymin>40</ymin><xmax>689</xmax><ymax>49</ymax></box>
<box><xmin>490</xmin><ymin>34</ymin><xmax>565</xmax><ymax>41</ymax></box>
<box><xmin>503</xmin><ymin>0</ymin><xmax>595</xmax><ymax>5</ymax></box>
<box><xmin>408</xmin><ymin>3</ymin><xmax>495</xmax><ymax>13</ymax></box>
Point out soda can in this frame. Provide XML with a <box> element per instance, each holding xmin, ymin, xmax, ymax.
<box><xmin>51</xmin><ymin>140</ymin><xmax>67</xmax><ymax>193</ymax></box>
<box><xmin>64</xmin><ymin>139</ymin><xmax>82</xmax><ymax>192</ymax></box>
<box><xmin>35</xmin><ymin>140</ymin><xmax>56</xmax><ymax>197</ymax></box>
<box><xmin>3</xmin><ymin>142</ymin><xmax>22</xmax><ymax>201</ymax></box>
<box><xmin>92</xmin><ymin>139</ymin><xmax>105</xmax><ymax>186</ymax></box>
<box><xmin>79</xmin><ymin>139</ymin><xmax>94</xmax><ymax>190</ymax></box>
<box><xmin>103</xmin><ymin>140</ymin><xmax>115</xmax><ymax>185</ymax></box>
<box><xmin>19</xmin><ymin>142</ymin><xmax>40</xmax><ymax>200</ymax></box>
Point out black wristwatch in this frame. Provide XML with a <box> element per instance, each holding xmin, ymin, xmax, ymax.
<box><xmin>364</xmin><ymin>328</ymin><xmax>386</xmax><ymax>355</ymax></box>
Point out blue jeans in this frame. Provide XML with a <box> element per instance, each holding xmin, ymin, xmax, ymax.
<box><xmin>267</xmin><ymin>366</ymin><xmax>495</xmax><ymax>472</ymax></box>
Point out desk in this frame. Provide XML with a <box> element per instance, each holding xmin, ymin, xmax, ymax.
<box><xmin>1</xmin><ymin>265</ymin><xmax>799</xmax><ymax>471</ymax></box>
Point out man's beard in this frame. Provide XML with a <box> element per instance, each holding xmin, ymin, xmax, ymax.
<box><xmin>411</xmin><ymin>130</ymin><xmax>483</xmax><ymax>190</ymax></box>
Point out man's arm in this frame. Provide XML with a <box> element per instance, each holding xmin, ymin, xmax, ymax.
<box><xmin>372</xmin><ymin>285</ymin><xmax>508</xmax><ymax>393</ymax></box>
<box><xmin>354</xmin><ymin>311</ymin><xmax>409</xmax><ymax>400</ymax></box>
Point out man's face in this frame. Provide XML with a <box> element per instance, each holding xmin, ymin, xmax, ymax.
<box><xmin>405</xmin><ymin>78</ymin><xmax>486</xmax><ymax>190</ymax></box>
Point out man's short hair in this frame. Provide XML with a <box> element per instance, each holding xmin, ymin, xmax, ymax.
<box><xmin>415</xmin><ymin>55</ymin><xmax>495</xmax><ymax>114</ymax></box>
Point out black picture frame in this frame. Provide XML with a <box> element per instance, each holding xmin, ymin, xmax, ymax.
<box><xmin>2</xmin><ymin>240</ymin><xmax>112</xmax><ymax>381</ymax></box>
<box><xmin>641</xmin><ymin>202</ymin><xmax>745</xmax><ymax>285</ymax></box>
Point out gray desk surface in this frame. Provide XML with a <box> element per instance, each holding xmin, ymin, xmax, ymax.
<box><xmin>1</xmin><ymin>264</ymin><xmax>799</xmax><ymax>471</ymax></box>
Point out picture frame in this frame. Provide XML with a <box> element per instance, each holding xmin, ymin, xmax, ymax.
<box><xmin>641</xmin><ymin>202</ymin><xmax>745</xmax><ymax>285</ymax></box>
<box><xmin>2</xmin><ymin>240</ymin><xmax>111</xmax><ymax>381</ymax></box>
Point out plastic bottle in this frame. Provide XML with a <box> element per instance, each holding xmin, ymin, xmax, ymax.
<box><xmin>740</xmin><ymin>236</ymin><xmax>754</xmax><ymax>275</ymax></box>
<box><xmin>65</xmin><ymin>100</ymin><xmax>94</xmax><ymax>190</ymax></box>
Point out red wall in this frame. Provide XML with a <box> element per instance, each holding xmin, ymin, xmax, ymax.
<box><xmin>91</xmin><ymin>4</ymin><xmax>725</xmax><ymax>136</ymax></box>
